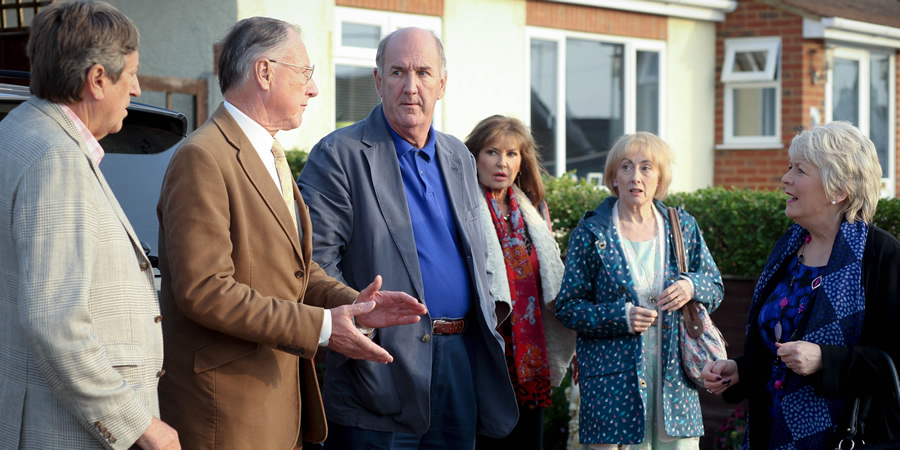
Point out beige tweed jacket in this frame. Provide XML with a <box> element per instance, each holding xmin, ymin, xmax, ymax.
<box><xmin>0</xmin><ymin>98</ymin><xmax>164</xmax><ymax>449</ymax></box>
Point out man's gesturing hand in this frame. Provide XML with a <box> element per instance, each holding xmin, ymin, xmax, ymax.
<box><xmin>327</xmin><ymin>276</ymin><xmax>427</xmax><ymax>364</ymax></box>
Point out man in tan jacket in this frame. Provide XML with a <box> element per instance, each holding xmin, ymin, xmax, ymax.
<box><xmin>156</xmin><ymin>17</ymin><xmax>427</xmax><ymax>449</ymax></box>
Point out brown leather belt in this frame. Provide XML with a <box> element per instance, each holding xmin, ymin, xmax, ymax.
<box><xmin>432</xmin><ymin>318</ymin><xmax>466</xmax><ymax>335</ymax></box>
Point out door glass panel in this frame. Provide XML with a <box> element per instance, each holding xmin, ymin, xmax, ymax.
<box><xmin>342</xmin><ymin>23</ymin><xmax>381</xmax><ymax>49</ymax></box>
<box><xmin>870</xmin><ymin>54</ymin><xmax>890</xmax><ymax>178</ymax></box>
<box><xmin>336</xmin><ymin>65</ymin><xmax>380</xmax><ymax>128</ymax></box>
<box><xmin>636</xmin><ymin>51</ymin><xmax>659</xmax><ymax>134</ymax></box>
<box><xmin>832</xmin><ymin>58</ymin><xmax>860</xmax><ymax>125</ymax></box>
<box><xmin>531</xmin><ymin>39</ymin><xmax>558</xmax><ymax>175</ymax></box>
<box><xmin>565</xmin><ymin>38</ymin><xmax>623</xmax><ymax>176</ymax></box>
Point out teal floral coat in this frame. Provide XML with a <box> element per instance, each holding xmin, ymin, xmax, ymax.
<box><xmin>555</xmin><ymin>197</ymin><xmax>724</xmax><ymax>444</ymax></box>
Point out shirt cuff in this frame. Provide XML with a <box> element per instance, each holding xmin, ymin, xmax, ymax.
<box><xmin>679</xmin><ymin>274</ymin><xmax>695</xmax><ymax>299</ymax></box>
<box><xmin>318</xmin><ymin>310</ymin><xmax>332</xmax><ymax>346</ymax></box>
<box><xmin>624</xmin><ymin>302</ymin><xmax>635</xmax><ymax>334</ymax></box>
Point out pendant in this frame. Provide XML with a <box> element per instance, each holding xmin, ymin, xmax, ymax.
<box><xmin>774</xmin><ymin>322</ymin><xmax>783</xmax><ymax>341</ymax></box>
<box><xmin>648</xmin><ymin>295</ymin><xmax>656</xmax><ymax>303</ymax></box>
<box><xmin>811</xmin><ymin>276</ymin><xmax>822</xmax><ymax>290</ymax></box>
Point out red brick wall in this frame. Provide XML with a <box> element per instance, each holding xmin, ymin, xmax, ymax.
<box><xmin>526</xmin><ymin>0</ymin><xmax>666</xmax><ymax>40</ymax></box>
<box><xmin>335</xmin><ymin>0</ymin><xmax>443</xmax><ymax>16</ymax></box>
<box><xmin>715</xmin><ymin>0</ymin><xmax>820</xmax><ymax>191</ymax></box>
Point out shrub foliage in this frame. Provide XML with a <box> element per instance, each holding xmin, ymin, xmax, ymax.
<box><xmin>543</xmin><ymin>174</ymin><xmax>900</xmax><ymax>278</ymax></box>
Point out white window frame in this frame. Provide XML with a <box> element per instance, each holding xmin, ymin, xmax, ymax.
<box><xmin>525</xmin><ymin>26</ymin><xmax>667</xmax><ymax>178</ymax></box>
<box><xmin>722</xmin><ymin>37</ymin><xmax>782</xmax><ymax>147</ymax></box>
<box><xmin>825</xmin><ymin>46</ymin><xmax>896</xmax><ymax>198</ymax></box>
<box><xmin>333</xmin><ymin>7</ymin><xmax>442</xmax><ymax>130</ymax></box>
<box><xmin>721</xmin><ymin>37</ymin><xmax>780</xmax><ymax>83</ymax></box>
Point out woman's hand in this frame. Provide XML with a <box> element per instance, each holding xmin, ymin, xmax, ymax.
<box><xmin>657</xmin><ymin>279</ymin><xmax>693</xmax><ymax>312</ymax></box>
<box><xmin>776</xmin><ymin>341</ymin><xmax>823</xmax><ymax>376</ymax></box>
<box><xmin>630</xmin><ymin>306</ymin><xmax>658</xmax><ymax>333</ymax></box>
<box><xmin>702</xmin><ymin>359</ymin><xmax>739</xmax><ymax>395</ymax></box>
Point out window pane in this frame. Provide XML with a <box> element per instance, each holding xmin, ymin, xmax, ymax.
<box><xmin>734</xmin><ymin>50</ymin><xmax>768</xmax><ymax>73</ymax></box>
<box><xmin>342</xmin><ymin>23</ymin><xmax>381</xmax><ymax>49</ymax></box>
<box><xmin>336</xmin><ymin>65</ymin><xmax>380</xmax><ymax>128</ymax></box>
<box><xmin>636</xmin><ymin>51</ymin><xmax>659</xmax><ymax>134</ymax></box>
<box><xmin>732</xmin><ymin>87</ymin><xmax>776</xmax><ymax>137</ymax></box>
<box><xmin>565</xmin><ymin>39</ymin><xmax>623</xmax><ymax>176</ymax></box>
<box><xmin>832</xmin><ymin>58</ymin><xmax>860</xmax><ymax>125</ymax></box>
<box><xmin>531</xmin><ymin>39</ymin><xmax>558</xmax><ymax>175</ymax></box>
<box><xmin>870</xmin><ymin>53</ymin><xmax>890</xmax><ymax>178</ymax></box>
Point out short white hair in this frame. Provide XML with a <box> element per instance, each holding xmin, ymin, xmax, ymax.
<box><xmin>788</xmin><ymin>121</ymin><xmax>882</xmax><ymax>223</ymax></box>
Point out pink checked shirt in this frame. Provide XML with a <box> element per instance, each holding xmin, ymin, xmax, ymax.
<box><xmin>60</xmin><ymin>104</ymin><xmax>105</xmax><ymax>165</ymax></box>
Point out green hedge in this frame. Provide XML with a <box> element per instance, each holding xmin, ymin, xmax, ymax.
<box><xmin>543</xmin><ymin>174</ymin><xmax>900</xmax><ymax>278</ymax></box>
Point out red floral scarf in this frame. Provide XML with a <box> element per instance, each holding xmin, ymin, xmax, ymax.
<box><xmin>483</xmin><ymin>186</ymin><xmax>552</xmax><ymax>407</ymax></box>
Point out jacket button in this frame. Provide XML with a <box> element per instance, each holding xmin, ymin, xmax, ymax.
<box><xmin>640</xmin><ymin>379</ymin><xmax>647</xmax><ymax>388</ymax></box>
<box><xmin>157</xmin><ymin>370</ymin><xmax>166</xmax><ymax>378</ymax></box>
<box><xmin>618</xmin><ymin>285</ymin><xmax>627</xmax><ymax>294</ymax></box>
<box><xmin>295</xmin><ymin>269</ymin><xmax>304</xmax><ymax>278</ymax></box>
<box><xmin>421</xmin><ymin>334</ymin><xmax>431</xmax><ymax>343</ymax></box>
<box><xmin>154</xmin><ymin>315</ymin><xmax>163</xmax><ymax>323</ymax></box>
<box><xmin>597</xmin><ymin>241</ymin><xmax>607</xmax><ymax>250</ymax></box>
<box><xmin>140</xmin><ymin>260</ymin><xmax>149</xmax><ymax>270</ymax></box>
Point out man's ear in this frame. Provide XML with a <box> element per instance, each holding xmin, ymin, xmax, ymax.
<box><xmin>83</xmin><ymin>63</ymin><xmax>107</xmax><ymax>101</ymax></box>
<box><xmin>255</xmin><ymin>58</ymin><xmax>274</xmax><ymax>91</ymax></box>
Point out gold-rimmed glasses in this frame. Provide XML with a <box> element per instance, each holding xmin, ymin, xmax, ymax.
<box><xmin>268</xmin><ymin>59</ymin><xmax>315</xmax><ymax>83</ymax></box>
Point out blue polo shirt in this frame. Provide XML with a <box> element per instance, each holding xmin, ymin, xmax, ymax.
<box><xmin>385</xmin><ymin>116</ymin><xmax>472</xmax><ymax>319</ymax></box>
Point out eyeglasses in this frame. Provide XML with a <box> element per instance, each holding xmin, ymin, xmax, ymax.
<box><xmin>268</xmin><ymin>58</ymin><xmax>315</xmax><ymax>83</ymax></box>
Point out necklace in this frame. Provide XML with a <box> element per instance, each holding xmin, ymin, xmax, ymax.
<box><xmin>789</xmin><ymin>235</ymin><xmax>823</xmax><ymax>289</ymax></box>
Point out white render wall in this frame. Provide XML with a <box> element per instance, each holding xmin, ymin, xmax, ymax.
<box><xmin>666</xmin><ymin>17</ymin><xmax>717</xmax><ymax>192</ymax></box>
<box><xmin>441</xmin><ymin>0</ymin><xmax>528</xmax><ymax>142</ymax></box>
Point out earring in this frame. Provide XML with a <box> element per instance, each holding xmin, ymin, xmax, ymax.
<box><xmin>613</xmin><ymin>181</ymin><xmax>618</xmax><ymax>187</ymax></box>
<box><xmin>831</xmin><ymin>200</ymin><xmax>836</xmax><ymax>205</ymax></box>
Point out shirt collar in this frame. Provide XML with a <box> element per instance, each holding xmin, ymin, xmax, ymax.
<box><xmin>60</xmin><ymin>104</ymin><xmax>105</xmax><ymax>165</ymax></box>
<box><xmin>382</xmin><ymin>109</ymin><xmax>436</xmax><ymax>160</ymax></box>
<box><xmin>224</xmin><ymin>100</ymin><xmax>275</xmax><ymax>153</ymax></box>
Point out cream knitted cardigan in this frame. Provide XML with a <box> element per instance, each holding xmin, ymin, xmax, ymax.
<box><xmin>479</xmin><ymin>184</ymin><xmax>576</xmax><ymax>386</ymax></box>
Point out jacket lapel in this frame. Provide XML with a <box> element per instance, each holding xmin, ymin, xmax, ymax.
<box><xmin>34</xmin><ymin>99</ymin><xmax>150</xmax><ymax>266</ymax></box>
<box><xmin>214</xmin><ymin>106</ymin><xmax>303</xmax><ymax>260</ymax></box>
<box><xmin>360</xmin><ymin>105</ymin><xmax>425</xmax><ymax>300</ymax></box>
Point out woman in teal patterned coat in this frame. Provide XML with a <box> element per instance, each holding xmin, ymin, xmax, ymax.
<box><xmin>555</xmin><ymin>132</ymin><xmax>723</xmax><ymax>448</ymax></box>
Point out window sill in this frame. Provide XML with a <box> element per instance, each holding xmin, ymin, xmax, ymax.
<box><xmin>715</xmin><ymin>142</ymin><xmax>785</xmax><ymax>150</ymax></box>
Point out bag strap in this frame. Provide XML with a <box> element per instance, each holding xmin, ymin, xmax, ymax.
<box><xmin>668</xmin><ymin>207</ymin><xmax>687</xmax><ymax>273</ymax></box>
<box><xmin>669</xmin><ymin>207</ymin><xmax>703</xmax><ymax>338</ymax></box>
<box><xmin>837</xmin><ymin>350</ymin><xmax>900</xmax><ymax>449</ymax></box>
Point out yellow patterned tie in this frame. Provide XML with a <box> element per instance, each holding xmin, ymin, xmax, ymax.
<box><xmin>271</xmin><ymin>139</ymin><xmax>297</xmax><ymax>229</ymax></box>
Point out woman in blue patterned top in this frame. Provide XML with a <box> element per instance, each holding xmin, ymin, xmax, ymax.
<box><xmin>703</xmin><ymin>121</ymin><xmax>900</xmax><ymax>448</ymax></box>
<box><xmin>555</xmin><ymin>132</ymin><xmax>724</xmax><ymax>448</ymax></box>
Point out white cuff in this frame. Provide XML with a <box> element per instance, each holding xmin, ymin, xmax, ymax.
<box><xmin>318</xmin><ymin>310</ymin><xmax>332</xmax><ymax>346</ymax></box>
<box><xmin>624</xmin><ymin>302</ymin><xmax>635</xmax><ymax>334</ymax></box>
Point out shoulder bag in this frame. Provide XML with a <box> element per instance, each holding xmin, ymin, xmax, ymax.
<box><xmin>668</xmin><ymin>207</ymin><xmax>727</xmax><ymax>388</ymax></box>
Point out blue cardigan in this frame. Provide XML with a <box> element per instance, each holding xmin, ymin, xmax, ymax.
<box><xmin>555</xmin><ymin>197</ymin><xmax>724</xmax><ymax>444</ymax></box>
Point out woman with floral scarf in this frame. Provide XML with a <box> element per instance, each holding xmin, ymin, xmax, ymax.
<box><xmin>465</xmin><ymin>115</ymin><xmax>576</xmax><ymax>449</ymax></box>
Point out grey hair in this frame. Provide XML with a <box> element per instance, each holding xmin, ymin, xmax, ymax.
<box><xmin>27</xmin><ymin>1</ymin><xmax>139</xmax><ymax>103</ymax></box>
<box><xmin>217</xmin><ymin>16</ymin><xmax>300</xmax><ymax>95</ymax></box>
<box><xmin>788</xmin><ymin>121</ymin><xmax>882</xmax><ymax>223</ymax></box>
<box><xmin>375</xmin><ymin>27</ymin><xmax>446</xmax><ymax>78</ymax></box>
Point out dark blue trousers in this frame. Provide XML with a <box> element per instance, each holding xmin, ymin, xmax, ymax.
<box><xmin>325</xmin><ymin>332</ymin><xmax>477</xmax><ymax>450</ymax></box>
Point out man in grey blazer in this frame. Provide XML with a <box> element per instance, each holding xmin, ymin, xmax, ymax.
<box><xmin>298</xmin><ymin>27</ymin><xmax>518</xmax><ymax>448</ymax></box>
<box><xmin>0</xmin><ymin>2</ymin><xmax>179</xmax><ymax>449</ymax></box>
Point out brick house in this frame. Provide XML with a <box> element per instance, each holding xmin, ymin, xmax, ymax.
<box><xmin>715</xmin><ymin>0</ymin><xmax>900</xmax><ymax>197</ymax></box>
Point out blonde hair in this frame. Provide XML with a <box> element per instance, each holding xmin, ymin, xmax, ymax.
<box><xmin>604</xmin><ymin>132</ymin><xmax>674</xmax><ymax>200</ymax></box>
<box><xmin>788</xmin><ymin>121</ymin><xmax>882</xmax><ymax>223</ymax></box>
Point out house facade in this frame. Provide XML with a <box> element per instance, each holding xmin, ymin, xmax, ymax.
<box><xmin>714</xmin><ymin>0</ymin><xmax>900</xmax><ymax>197</ymax></box>
<box><xmin>16</xmin><ymin>1</ymin><xmax>896</xmax><ymax>196</ymax></box>
<box><xmin>76</xmin><ymin>0</ymin><xmax>727</xmax><ymax>194</ymax></box>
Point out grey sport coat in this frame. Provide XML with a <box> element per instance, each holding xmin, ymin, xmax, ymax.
<box><xmin>298</xmin><ymin>104</ymin><xmax>518</xmax><ymax>437</ymax></box>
